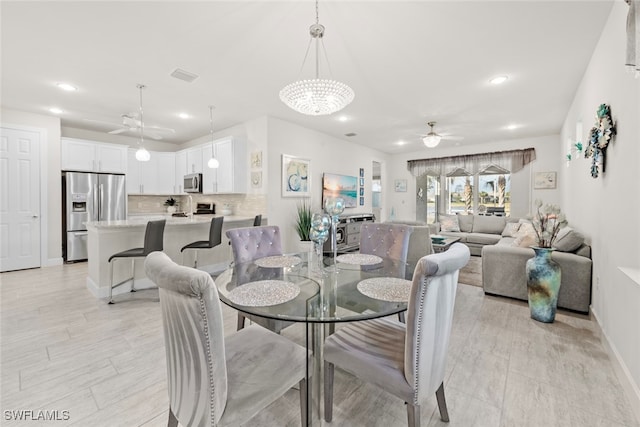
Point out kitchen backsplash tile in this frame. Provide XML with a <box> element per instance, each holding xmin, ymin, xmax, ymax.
<box><xmin>128</xmin><ymin>194</ymin><xmax>266</xmax><ymax>217</ymax></box>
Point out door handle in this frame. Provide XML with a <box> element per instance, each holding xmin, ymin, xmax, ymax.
<box><xmin>32</xmin><ymin>215</ymin><xmax>39</xmax><ymax>218</ymax></box>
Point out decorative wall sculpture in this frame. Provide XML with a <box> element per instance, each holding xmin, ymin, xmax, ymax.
<box><xmin>584</xmin><ymin>103</ymin><xmax>616</xmax><ymax>178</ymax></box>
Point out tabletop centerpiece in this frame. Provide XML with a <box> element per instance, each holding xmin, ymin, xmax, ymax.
<box><xmin>526</xmin><ymin>200</ymin><xmax>568</xmax><ymax>323</ymax></box>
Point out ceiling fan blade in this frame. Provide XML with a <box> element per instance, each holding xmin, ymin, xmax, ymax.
<box><xmin>441</xmin><ymin>135</ymin><xmax>464</xmax><ymax>141</ymax></box>
<box><xmin>145</xmin><ymin>131</ymin><xmax>164</xmax><ymax>140</ymax></box>
<box><xmin>108</xmin><ymin>128</ymin><xmax>129</xmax><ymax>135</ymax></box>
<box><xmin>144</xmin><ymin>125</ymin><xmax>175</xmax><ymax>134</ymax></box>
<box><xmin>84</xmin><ymin>118</ymin><xmax>123</xmax><ymax>127</ymax></box>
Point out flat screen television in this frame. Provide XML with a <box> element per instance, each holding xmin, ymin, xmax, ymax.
<box><xmin>322</xmin><ymin>173</ymin><xmax>358</xmax><ymax>208</ymax></box>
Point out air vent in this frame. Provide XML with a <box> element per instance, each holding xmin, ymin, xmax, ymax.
<box><xmin>345</xmin><ymin>132</ymin><xmax>357</xmax><ymax>137</ymax></box>
<box><xmin>170</xmin><ymin>68</ymin><xmax>199</xmax><ymax>83</ymax></box>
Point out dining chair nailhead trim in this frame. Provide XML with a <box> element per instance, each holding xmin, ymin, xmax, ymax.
<box><xmin>412</xmin><ymin>275</ymin><xmax>430</xmax><ymax>405</ymax></box>
<box><xmin>199</xmin><ymin>296</ymin><xmax>217</xmax><ymax>426</ymax></box>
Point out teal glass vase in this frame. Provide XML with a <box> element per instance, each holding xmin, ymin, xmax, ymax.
<box><xmin>526</xmin><ymin>247</ymin><xmax>561</xmax><ymax>323</ymax></box>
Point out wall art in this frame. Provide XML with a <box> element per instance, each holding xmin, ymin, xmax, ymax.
<box><xmin>251</xmin><ymin>151</ymin><xmax>262</xmax><ymax>169</ymax></box>
<box><xmin>534</xmin><ymin>172</ymin><xmax>557</xmax><ymax>189</ymax></box>
<box><xmin>394</xmin><ymin>179</ymin><xmax>407</xmax><ymax>192</ymax></box>
<box><xmin>584</xmin><ymin>103</ymin><xmax>616</xmax><ymax>178</ymax></box>
<box><xmin>251</xmin><ymin>171</ymin><xmax>262</xmax><ymax>188</ymax></box>
<box><xmin>282</xmin><ymin>154</ymin><xmax>310</xmax><ymax>197</ymax></box>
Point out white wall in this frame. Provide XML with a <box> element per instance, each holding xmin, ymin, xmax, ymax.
<box><xmin>266</xmin><ymin>117</ymin><xmax>389</xmax><ymax>252</ymax></box>
<box><xmin>1</xmin><ymin>108</ymin><xmax>62</xmax><ymax>264</ymax></box>
<box><xmin>386</xmin><ymin>134</ymin><xmax>562</xmax><ymax>221</ymax></box>
<box><xmin>561</xmin><ymin>1</ymin><xmax>640</xmax><ymax>412</ymax></box>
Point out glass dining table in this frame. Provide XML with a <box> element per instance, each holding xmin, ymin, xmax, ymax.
<box><xmin>214</xmin><ymin>251</ymin><xmax>416</xmax><ymax>425</ymax></box>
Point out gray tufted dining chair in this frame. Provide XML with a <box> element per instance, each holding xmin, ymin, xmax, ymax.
<box><xmin>225</xmin><ymin>225</ymin><xmax>292</xmax><ymax>332</ymax></box>
<box><xmin>360</xmin><ymin>223</ymin><xmax>414</xmax><ymax>321</ymax></box>
<box><xmin>323</xmin><ymin>243</ymin><xmax>470</xmax><ymax>427</ymax></box>
<box><xmin>144</xmin><ymin>251</ymin><xmax>309</xmax><ymax>427</ymax></box>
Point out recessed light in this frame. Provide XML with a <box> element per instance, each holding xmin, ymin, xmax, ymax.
<box><xmin>489</xmin><ymin>75</ymin><xmax>508</xmax><ymax>85</ymax></box>
<box><xmin>178</xmin><ymin>113</ymin><xmax>190</xmax><ymax>119</ymax></box>
<box><xmin>395</xmin><ymin>140</ymin><xmax>407</xmax><ymax>146</ymax></box>
<box><xmin>49</xmin><ymin>107</ymin><xmax>63</xmax><ymax>114</ymax></box>
<box><xmin>504</xmin><ymin>124</ymin><xmax>519</xmax><ymax>130</ymax></box>
<box><xmin>337</xmin><ymin>115</ymin><xmax>349</xmax><ymax>122</ymax></box>
<box><xmin>56</xmin><ymin>83</ymin><xmax>77</xmax><ymax>91</ymax></box>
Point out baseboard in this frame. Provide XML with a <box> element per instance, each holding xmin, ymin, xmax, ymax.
<box><xmin>591</xmin><ymin>307</ymin><xmax>640</xmax><ymax>424</ymax></box>
<box><xmin>86</xmin><ymin>276</ymin><xmax>156</xmax><ymax>299</ymax></box>
<box><xmin>46</xmin><ymin>257</ymin><xmax>63</xmax><ymax>267</ymax></box>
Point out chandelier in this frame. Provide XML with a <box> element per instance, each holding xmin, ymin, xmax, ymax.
<box><xmin>207</xmin><ymin>105</ymin><xmax>219</xmax><ymax>169</ymax></box>
<box><xmin>135</xmin><ymin>84</ymin><xmax>151</xmax><ymax>162</ymax></box>
<box><xmin>279</xmin><ymin>0</ymin><xmax>354</xmax><ymax>116</ymax></box>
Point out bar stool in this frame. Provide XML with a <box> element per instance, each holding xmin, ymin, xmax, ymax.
<box><xmin>180</xmin><ymin>216</ymin><xmax>224</xmax><ymax>268</ymax></box>
<box><xmin>108</xmin><ymin>219</ymin><xmax>166</xmax><ymax>304</ymax></box>
<box><xmin>253</xmin><ymin>214</ymin><xmax>262</xmax><ymax>226</ymax></box>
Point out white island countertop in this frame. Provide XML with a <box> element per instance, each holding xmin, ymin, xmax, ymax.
<box><xmin>86</xmin><ymin>214</ymin><xmax>257</xmax><ymax>230</ymax></box>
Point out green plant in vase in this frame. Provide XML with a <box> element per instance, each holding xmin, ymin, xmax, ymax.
<box><xmin>294</xmin><ymin>200</ymin><xmax>312</xmax><ymax>242</ymax></box>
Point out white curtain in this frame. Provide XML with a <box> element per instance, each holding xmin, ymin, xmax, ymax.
<box><xmin>627</xmin><ymin>0</ymin><xmax>640</xmax><ymax>73</ymax></box>
<box><xmin>406</xmin><ymin>148</ymin><xmax>536</xmax><ymax>177</ymax></box>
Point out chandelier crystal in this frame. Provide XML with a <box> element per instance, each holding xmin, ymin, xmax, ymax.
<box><xmin>279</xmin><ymin>1</ymin><xmax>354</xmax><ymax>116</ymax></box>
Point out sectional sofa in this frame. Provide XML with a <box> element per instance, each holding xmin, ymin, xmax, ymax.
<box><xmin>435</xmin><ymin>214</ymin><xmax>593</xmax><ymax>313</ymax></box>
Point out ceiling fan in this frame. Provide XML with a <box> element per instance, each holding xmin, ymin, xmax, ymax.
<box><xmin>420</xmin><ymin>121</ymin><xmax>463</xmax><ymax>148</ymax></box>
<box><xmin>84</xmin><ymin>112</ymin><xmax>175</xmax><ymax>140</ymax></box>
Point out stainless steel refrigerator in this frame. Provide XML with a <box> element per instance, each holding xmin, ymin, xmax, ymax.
<box><xmin>62</xmin><ymin>171</ymin><xmax>126</xmax><ymax>262</ymax></box>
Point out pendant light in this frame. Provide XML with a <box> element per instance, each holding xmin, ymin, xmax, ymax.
<box><xmin>207</xmin><ymin>105</ymin><xmax>219</xmax><ymax>169</ymax></box>
<box><xmin>279</xmin><ymin>0</ymin><xmax>354</xmax><ymax>116</ymax></box>
<box><xmin>135</xmin><ymin>84</ymin><xmax>151</xmax><ymax>162</ymax></box>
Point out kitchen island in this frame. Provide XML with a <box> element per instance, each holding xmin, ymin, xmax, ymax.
<box><xmin>85</xmin><ymin>214</ymin><xmax>262</xmax><ymax>300</ymax></box>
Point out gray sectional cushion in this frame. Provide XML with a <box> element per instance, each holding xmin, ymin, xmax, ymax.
<box><xmin>466</xmin><ymin>233</ymin><xmax>502</xmax><ymax>245</ymax></box>
<box><xmin>439</xmin><ymin>215</ymin><xmax>461</xmax><ymax>232</ymax></box>
<box><xmin>456</xmin><ymin>214</ymin><xmax>474</xmax><ymax>232</ymax></box>
<box><xmin>472</xmin><ymin>215</ymin><xmax>506</xmax><ymax>234</ymax></box>
<box><xmin>553</xmin><ymin>230</ymin><xmax>585</xmax><ymax>252</ymax></box>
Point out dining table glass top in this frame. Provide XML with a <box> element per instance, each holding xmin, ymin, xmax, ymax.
<box><xmin>214</xmin><ymin>252</ymin><xmax>415</xmax><ymax>324</ymax></box>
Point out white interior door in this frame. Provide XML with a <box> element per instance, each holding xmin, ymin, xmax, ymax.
<box><xmin>0</xmin><ymin>127</ymin><xmax>41</xmax><ymax>272</ymax></box>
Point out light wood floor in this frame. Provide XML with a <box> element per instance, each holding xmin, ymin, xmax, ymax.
<box><xmin>1</xmin><ymin>263</ymin><xmax>638</xmax><ymax>427</ymax></box>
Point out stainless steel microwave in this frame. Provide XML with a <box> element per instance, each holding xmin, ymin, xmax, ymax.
<box><xmin>183</xmin><ymin>173</ymin><xmax>202</xmax><ymax>193</ymax></box>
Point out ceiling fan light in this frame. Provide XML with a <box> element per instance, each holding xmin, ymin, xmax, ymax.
<box><xmin>135</xmin><ymin>147</ymin><xmax>150</xmax><ymax>162</ymax></box>
<box><xmin>423</xmin><ymin>134</ymin><xmax>441</xmax><ymax>148</ymax></box>
<box><xmin>208</xmin><ymin>157</ymin><xmax>219</xmax><ymax>169</ymax></box>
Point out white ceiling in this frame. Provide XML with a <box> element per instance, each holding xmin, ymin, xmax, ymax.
<box><xmin>1</xmin><ymin>1</ymin><xmax>613</xmax><ymax>154</ymax></box>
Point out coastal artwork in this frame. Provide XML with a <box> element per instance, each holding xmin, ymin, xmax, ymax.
<box><xmin>322</xmin><ymin>173</ymin><xmax>358</xmax><ymax>208</ymax></box>
<box><xmin>282</xmin><ymin>154</ymin><xmax>310</xmax><ymax>197</ymax></box>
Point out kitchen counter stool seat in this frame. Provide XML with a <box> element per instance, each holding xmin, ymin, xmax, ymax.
<box><xmin>180</xmin><ymin>216</ymin><xmax>224</xmax><ymax>268</ymax></box>
<box><xmin>108</xmin><ymin>219</ymin><xmax>165</xmax><ymax>304</ymax></box>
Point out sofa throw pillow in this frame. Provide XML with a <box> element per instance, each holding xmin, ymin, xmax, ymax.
<box><xmin>512</xmin><ymin>233</ymin><xmax>537</xmax><ymax>248</ymax></box>
<box><xmin>553</xmin><ymin>229</ymin><xmax>585</xmax><ymax>252</ymax></box>
<box><xmin>439</xmin><ymin>215</ymin><xmax>461</xmax><ymax>232</ymax></box>
<box><xmin>501</xmin><ymin>222</ymin><xmax>521</xmax><ymax>237</ymax></box>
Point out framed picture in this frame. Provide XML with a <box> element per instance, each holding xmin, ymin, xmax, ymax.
<box><xmin>359</xmin><ymin>187</ymin><xmax>364</xmax><ymax>196</ymax></box>
<box><xmin>359</xmin><ymin>168</ymin><xmax>364</xmax><ymax>177</ymax></box>
<box><xmin>359</xmin><ymin>178</ymin><xmax>364</xmax><ymax>186</ymax></box>
<box><xmin>282</xmin><ymin>154</ymin><xmax>311</xmax><ymax>197</ymax></box>
<box><xmin>359</xmin><ymin>197</ymin><xmax>364</xmax><ymax>206</ymax></box>
<box><xmin>394</xmin><ymin>179</ymin><xmax>407</xmax><ymax>192</ymax></box>
<box><xmin>251</xmin><ymin>151</ymin><xmax>262</xmax><ymax>169</ymax></box>
<box><xmin>534</xmin><ymin>171</ymin><xmax>557</xmax><ymax>189</ymax></box>
<box><xmin>251</xmin><ymin>171</ymin><xmax>262</xmax><ymax>188</ymax></box>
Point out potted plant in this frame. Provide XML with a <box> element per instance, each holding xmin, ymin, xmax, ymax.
<box><xmin>525</xmin><ymin>200</ymin><xmax>568</xmax><ymax>323</ymax></box>
<box><xmin>164</xmin><ymin>197</ymin><xmax>178</xmax><ymax>214</ymax></box>
<box><xmin>294</xmin><ymin>200</ymin><xmax>312</xmax><ymax>251</ymax></box>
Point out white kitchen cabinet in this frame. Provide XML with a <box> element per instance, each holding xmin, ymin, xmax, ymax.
<box><xmin>175</xmin><ymin>150</ymin><xmax>187</xmax><ymax>193</ymax></box>
<box><xmin>201</xmin><ymin>144</ymin><xmax>218</xmax><ymax>193</ymax></box>
<box><xmin>127</xmin><ymin>149</ymin><xmax>175</xmax><ymax>194</ymax></box>
<box><xmin>213</xmin><ymin>137</ymin><xmax>246</xmax><ymax>194</ymax></box>
<box><xmin>186</xmin><ymin>147</ymin><xmax>203</xmax><ymax>174</ymax></box>
<box><xmin>61</xmin><ymin>138</ymin><xmax>127</xmax><ymax>173</ymax></box>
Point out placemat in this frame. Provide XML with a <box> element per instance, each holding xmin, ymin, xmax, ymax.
<box><xmin>357</xmin><ymin>277</ymin><xmax>412</xmax><ymax>302</ymax></box>
<box><xmin>254</xmin><ymin>255</ymin><xmax>302</xmax><ymax>268</ymax></box>
<box><xmin>228</xmin><ymin>280</ymin><xmax>300</xmax><ymax>306</ymax></box>
<box><xmin>335</xmin><ymin>253</ymin><xmax>383</xmax><ymax>266</ymax></box>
